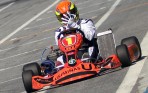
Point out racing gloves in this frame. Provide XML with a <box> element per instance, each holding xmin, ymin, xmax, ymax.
<box><xmin>61</xmin><ymin>12</ymin><xmax>80</xmax><ymax>29</ymax></box>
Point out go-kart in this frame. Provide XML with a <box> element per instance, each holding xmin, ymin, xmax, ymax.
<box><xmin>22</xmin><ymin>28</ymin><xmax>141</xmax><ymax>93</ymax></box>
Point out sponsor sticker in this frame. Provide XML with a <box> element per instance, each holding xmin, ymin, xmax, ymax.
<box><xmin>54</xmin><ymin>66</ymin><xmax>81</xmax><ymax>80</ymax></box>
<box><xmin>68</xmin><ymin>58</ymin><xmax>76</xmax><ymax>65</ymax></box>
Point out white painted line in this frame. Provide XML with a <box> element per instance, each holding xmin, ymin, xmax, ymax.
<box><xmin>0</xmin><ymin>59</ymin><xmax>40</xmax><ymax>72</ymax></box>
<box><xmin>0</xmin><ymin>49</ymin><xmax>39</xmax><ymax>61</ymax></box>
<box><xmin>24</xmin><ymin>20</ymin><xmax>58</xmax><ymax>30</ymax></box>
<box><xmin>0</xmin><ymin>2</ymin><xmax>14</xmax><ymax>13</ymax></box>
<box><xmin>0</xmin><ymin>36</ymin><xmax>53</xmax><ymax>53</ymax></box>
<box><xmin>35</xmin><ymin>0</ymin><xmax>110</xmax><ymax>22</ymax></box>
<box><xmin>79</xmin><ymin>1</ymin><xmax>106</xmax><ymax>10</ymax></box>
<box><xmin>80</xmin><ymin>7</ymin><xmax>106</xmax><ymax>15</ymax></box>
<box><xmin>75</xmin><ymin>0</ymin><xmax>90</xmax><ymax>6</ymax></box>
<box><xmin>0</xmin><ymin>77</ymin><xmax>21</xmax><ymax>85</ymax></box>
<box><xmin>36</xmin><ymin>16</ymin><xmax>55</xmax><ymax>22</ymax></box>
<box><xmin>25</xmin><ymin>7</ymin><xmax>105</xmax><ymax>30</ymax></box>
<box><xmin>95</xmin><ymin>0</ymin><xmax>122</xmax><ymax>28</ymax></box>
<box><xmin>0</xmin><ymin>0</ymin><xmax>60</xmax><ymax>45</ymax></box>
<box><xmin>116</xmin><ymin>32</ymin><xmax>148</xmax><ymax>93</ymax></box>
<box><xmin>47</xmin><ymin>10</ymin><xmax>53</xmax><ymax>14</ymax></box>
<box><xmin>76</xmin><ymin>0</ymin><xmax>112</xmax><ymax>6</ymax></box>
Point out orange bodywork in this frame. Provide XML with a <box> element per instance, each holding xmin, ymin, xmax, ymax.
<box><xmin>32</xmin><ymin>55</ymin><xmax>122</xmax><ymax>90</ymax></box>
<box><xmin>32</xmin><ymin>60</ymin><xmax>100</xmax><ymax>90</ymax></box>
<box><xmin>105</xmin><ymin>55</ymin><xmax>121</xmax><ymax>69</ymax></box>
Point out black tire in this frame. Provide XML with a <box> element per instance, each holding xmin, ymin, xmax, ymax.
<box><xmin>22</xmin><ymin>70</ymin><xmax>34</xmax><ymax>93</ymax></box>
<box><xmin>121</xmin><ymin>36</ymin><xmax>141</xmax><ymax>60</ymax></box>
<box><xmin>116</xmin><ymin>44</ymin><xmax>131</xmax><ymax>67</ymax></box>
<box><xmin>23</xmin><ymin>62</ymin><xmax>41</xmax><ymax>76</ymax></box>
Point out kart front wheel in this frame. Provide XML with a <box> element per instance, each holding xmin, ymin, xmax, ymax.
<box><xmin>121</xmin><ymin>36</ymin><xmax>141</xmax><ymax>60</ymax></box>
<box><xmin>116</xmin><ymin>44</ymin><xmax>131</xmax><ymax>67</ymax></box>
<box><xmin>22</xmin><ymin>70</ymin><xmax>34</xmax><ymax>93</ymax></box>
<box><xmin>23</xmin><ymin>62</ymin><xmax>41</xmax><ymax>76</ymax></box>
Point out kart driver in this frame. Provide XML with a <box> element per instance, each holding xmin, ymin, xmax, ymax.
<box><xmin>41</xmin><ymin>0</ymin><xmax>100</xmax><ymax>75</ymax></box>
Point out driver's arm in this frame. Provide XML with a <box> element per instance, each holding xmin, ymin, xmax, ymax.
<box><xmin>55</xmin><ymin>26</ymin><xmax>71</xmax><ymax>45</ymax></box>
<box><xmin>80</xmin><ymin>19</ymin><xmax>96</xmax><ymax>41</ymax></box>
<box><xmin>55</xmin><ymin>31</ymin><xmax>60</xmax><ymax>45</ymax></box>
<box><xmin>55</xmin><ymin>27</ymin><xmax>65</xmax><ymax>45</ymax></box>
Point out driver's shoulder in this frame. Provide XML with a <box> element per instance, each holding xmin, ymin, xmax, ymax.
<box><xmin>79</xmin><ymin>18</ymin><xmax>94</xmax><ymax>24</ymax></box>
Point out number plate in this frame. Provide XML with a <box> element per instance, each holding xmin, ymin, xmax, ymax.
<box><xmin>62</xmin><ymin>35</ymin><xmax>76</xmax><ymax>47</ymax></box>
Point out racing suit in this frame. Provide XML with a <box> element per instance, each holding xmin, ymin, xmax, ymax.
<box><xmin>54</xmin><ymin>18</ymin><xmax>99</xmax><ymax>68</ymax></box>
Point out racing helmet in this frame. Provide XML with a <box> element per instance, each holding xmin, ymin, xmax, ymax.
<box><xmin>55</xmin><ymin>0</ymin><xmax>79</xmax><ymax>25</ymax></box>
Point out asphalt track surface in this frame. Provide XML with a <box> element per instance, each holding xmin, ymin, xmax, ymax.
<box><xmin>0</xmin><ymin>0</ymin><xmax>147</xmax><ymax>93</ymax></box>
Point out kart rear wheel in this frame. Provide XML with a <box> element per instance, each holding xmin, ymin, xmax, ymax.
<box><xmin>22</xmin><ymin>70</ymin><xmax>34</xmax><ymax>93</ymax></box>
<box><xmin>23</xmin><ymin>62</ymin><xmax>41</xmax><ymax>76</ymax></box>
<box><xmin>116</xmin><ymin>44</ymin><xmax>131</xmax><ymax>67</ymax></box>
<box><xmin>121</xmin><ymin>36</ymin><xmax>141</xmax><ymax>60</ymax></box>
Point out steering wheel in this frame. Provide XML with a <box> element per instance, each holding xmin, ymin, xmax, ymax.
<box><xmin>57</xmin><ymin>28</ymin><xmax>85</xmax><ymax>40</ymax></box>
